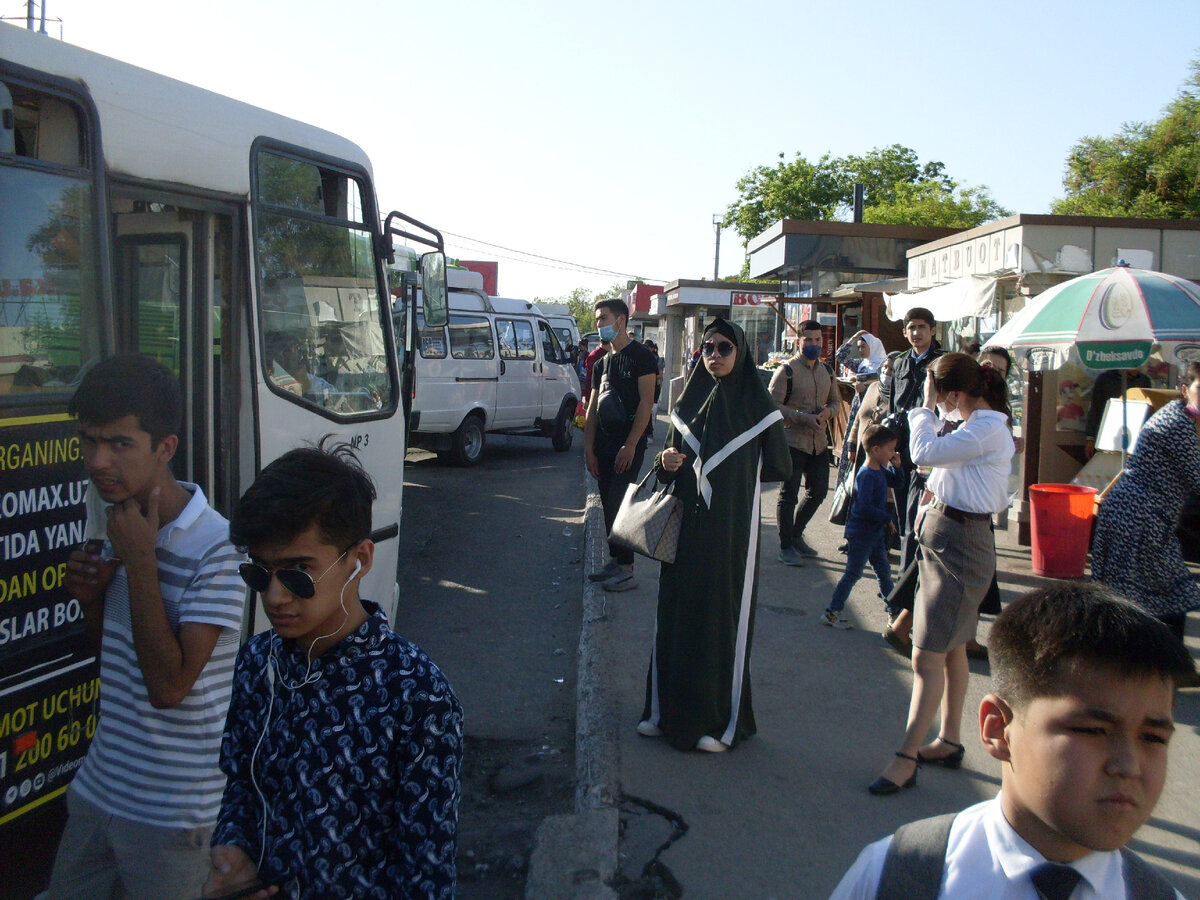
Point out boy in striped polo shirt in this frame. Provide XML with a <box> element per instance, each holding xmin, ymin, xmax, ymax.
<box><xmin>44</xmin><ymin>354</ymin><xmax>246</xmax><ymax>900</ymax></box>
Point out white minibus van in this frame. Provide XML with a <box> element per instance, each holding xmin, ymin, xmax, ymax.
<box><xmin>405</xmin><ymin>271</ymin><xmax>580</xmax><ymax>464</ymax></box>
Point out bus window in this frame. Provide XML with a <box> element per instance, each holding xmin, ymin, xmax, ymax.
<box><xmin>539</xmin><ymin>319</ymin><xmax>566</xmax><ymax>364</ymax></box>
<box><xmin>0</xmin><ymin>80</ymin><xmax>101</xmax><ymax>396</ymax></box>
<box><xmin>416</xmin><ymin>313</ymin><xmax>446</xmax><ymax>359</ymax></box>
<box><xmin>514</xmin><ymin>320</ymin><xmax>536</xmax><ymax>360</ymax></box>
<box><xmin>254</xmin><ymin>149</ymin><xmax>392</xmax><ymax>416</ymax></box>
<box><xmin>449</xmin><ymin>315</ymin><xmax>493</xmax><ymax>360</ymax></box>
<box><xmin>118</xmin><ymin>235</ymin><xmax>186</xmax><ymax>376</ymax></box>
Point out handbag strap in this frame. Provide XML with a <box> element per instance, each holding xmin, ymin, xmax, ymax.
<box><xmin>633</xmin><ymin>465</ymin><xmax>675</xmax><ymax>500</ymax></box>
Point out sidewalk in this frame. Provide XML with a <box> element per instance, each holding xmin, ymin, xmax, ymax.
<box><xmin>529</xmin><ymin>450</ymin><xmax>1200</xmax><ymax>899</ymax></box>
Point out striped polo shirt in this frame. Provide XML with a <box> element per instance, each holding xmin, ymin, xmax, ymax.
<box><xmin>70</xmin><ymin>483</ymin><xmax>247</xmax><ymax>829</ymax></box>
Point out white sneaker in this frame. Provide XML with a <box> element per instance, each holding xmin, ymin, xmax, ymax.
<box><xmin>696</xmin><ymin>736</ymin><xmax>727</xmax><ymax>753</ymax></box>
<box><xmin>637</xmin><ymin>721</ymin><xmax>663</xmax><ymax>737</ymax></box>
<box><xmin>820</xmin><ymin>610</ymin><xmax>853</xmax><ymax>630</ymax></box>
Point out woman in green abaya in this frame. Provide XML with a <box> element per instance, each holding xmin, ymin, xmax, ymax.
<box><xmin>638</xmin><ymin>318</ymin><xmax>792</xmax><ymax>752</ymax></box>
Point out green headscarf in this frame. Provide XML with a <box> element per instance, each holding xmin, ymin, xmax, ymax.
<box><xmin>669</xmin><ymin>318</ymin><xmax>785</xmax><ymax>506</ymax></box>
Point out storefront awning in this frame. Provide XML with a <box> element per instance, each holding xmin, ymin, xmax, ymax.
<box><xmin>884</xmin><ymin>274</ymin><xmax>998</xmax><ymax>322</ymax></box>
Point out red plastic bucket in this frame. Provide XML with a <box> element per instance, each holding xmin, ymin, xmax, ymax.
<box><xmin>1029</xmin><ymin>484</ymin><xmax>1099</xmax><ymax>578</ymax></box>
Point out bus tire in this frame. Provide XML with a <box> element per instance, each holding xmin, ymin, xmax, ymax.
<box><xmin>450</xmin><ymin>415</ymin><xmax>485</xmax><ymax>466</ymax></box>
<box><xmin>551</xmin><ymin>400</ymin><xmax>574</xmax><ymax>452</ymax></box>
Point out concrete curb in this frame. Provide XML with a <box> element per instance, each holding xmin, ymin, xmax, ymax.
<box><xmin>525</xmin><ymin>470</ymin><xmax>621</xmax><ymax>899</ymax></box>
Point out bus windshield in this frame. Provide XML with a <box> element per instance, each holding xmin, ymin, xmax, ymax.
<box><xmin>254</xmin><ymin>150</ymin><xmax>393</xmax><ymax>416</ymax></box>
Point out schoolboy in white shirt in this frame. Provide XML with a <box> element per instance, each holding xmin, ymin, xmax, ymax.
<box><xmin>831</xmin><ymin>582</ymin><xmax>1194</xmax><ymax>899</ymax></box>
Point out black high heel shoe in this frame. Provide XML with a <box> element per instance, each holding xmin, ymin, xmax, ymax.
<box><xmin>868</xmin><ymin>751</ymin><xmax>919</xmax><ymax>795</ymax></box>
<box><xmin>918</xmin><ymin>737</ymin><xmax>965</xmax><ymax>769</ymax></box>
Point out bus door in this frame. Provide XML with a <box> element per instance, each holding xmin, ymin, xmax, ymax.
<box><xmin>111</xmin><ymin>192</ymin><xmax>243</xmax><ymax>517</ymax></box>
<box><xmin>250</xmin><ymin>144</ymin><xmax>403</xmax><ymax>624</ymax></box>
<box><xmin>495</xmin><ymin>316</ymin><xmax>540</xmax><ymax>426</ymax></box>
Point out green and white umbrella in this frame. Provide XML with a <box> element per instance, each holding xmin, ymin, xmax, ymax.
<box><xmin>989</xmin><ymin>262</ymin><xmax>1200</xmax><ymax>460</ymax></box>
<box><xmin>989</xmin><ymin>262</ymin><xmax>1200</xmax><ymax>371</ymax></box>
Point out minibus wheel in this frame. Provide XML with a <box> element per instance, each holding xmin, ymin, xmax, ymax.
<box><xmin>450</xmin><ymin>415</ymin><xmax>486</xmax><ymax>466</ymax></box>
<box><xmin>551</xmin><ymin>400</ymin><xmax>574</xmax><ymax>452</ymax></box>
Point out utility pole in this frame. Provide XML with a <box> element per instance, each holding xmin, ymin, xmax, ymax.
<box><xmin>712</xmin><ymin>214</ymin><xmax>721</xmax><ymax>282</ymax></box>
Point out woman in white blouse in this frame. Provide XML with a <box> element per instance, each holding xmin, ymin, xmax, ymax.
<box><xmin>869</xmin><ymin>352</ymin><xmax>1014</xmax><ymax>795</ymax></box>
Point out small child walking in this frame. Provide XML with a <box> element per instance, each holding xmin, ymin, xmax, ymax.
<box><xmin>823</xmin><ymin>425</ymin><xmax>904</xmax><ymax>629</ymax></box>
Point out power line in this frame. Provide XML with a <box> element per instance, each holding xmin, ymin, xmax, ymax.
<box><xmin>444</xmin><ymin>242</ymin><xmax>634</xmax><ymax>280</ymax></box>
<box><xmin>441</xmin><ymin>229</ymin><xmax>669</xmax><ymax>283</ymax></box>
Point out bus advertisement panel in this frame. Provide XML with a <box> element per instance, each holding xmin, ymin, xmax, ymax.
<box><xmin>0</xmin><ymin>412</ymin><xmax>96</xmax><ymax>825</ymax></box>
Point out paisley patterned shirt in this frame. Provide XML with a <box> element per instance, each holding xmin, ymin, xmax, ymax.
<box><xmin>212</xmin><ymin>601</ymin><xmax>462</xmax><ymax>899</ymax></box>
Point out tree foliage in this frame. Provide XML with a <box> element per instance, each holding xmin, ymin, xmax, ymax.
<box><xmin>1052</xmin><ymin>56</ymin><xmax>1200</xmax><ymax>218</ymax></box>
<box><xmin>865</xmin><ymin>180</ymin><xmax>1011</xmax><ymax>229</ymax></box>
<box><xmin>723</xmin><ymin>144</ymin><xmax>1009</xmax><ymax>243</ymax></box>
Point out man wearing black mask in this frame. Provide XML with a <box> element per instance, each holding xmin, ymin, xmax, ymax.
<box><xmin>769</xmin><ymin>320</ymin><xmax>840</xmax><ymax>565</ymax></box>
<box><xmin>881</xmin><ymin>307</ymin><xmax>945</xmax><ymax>597</ymax></box>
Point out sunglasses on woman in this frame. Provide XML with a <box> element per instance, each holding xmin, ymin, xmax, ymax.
<box><xmin>701</xmin><ymin>339</ymin><xmax>735</xmax><ymax>358</ymax></box>
<box><xmin>238</xmin><ymin>544</ymin><xmax>356</xmax><ymax>599</ymax></box>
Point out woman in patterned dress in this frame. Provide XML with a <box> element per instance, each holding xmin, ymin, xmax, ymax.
<box><xmin>1091</xmin><ymin>361</ymin><xmax>1200</xmax><ymax>642</ymax></box>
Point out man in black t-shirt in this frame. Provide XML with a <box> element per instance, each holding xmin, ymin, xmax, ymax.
<box><xmin>584</xmin><ymin>298</ymin><xmax>658</xmax><ymax>592</ymax></box>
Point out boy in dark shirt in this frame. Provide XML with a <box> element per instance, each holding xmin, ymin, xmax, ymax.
<box><xmin>204</xmin><ymin>442</ymin><xmax>462</xmax><ymax>900</ymax></box>
<box><xmin>823</xmin><ymin>425</ymin><xmax>903</xmax><ymax>629</ymax></box>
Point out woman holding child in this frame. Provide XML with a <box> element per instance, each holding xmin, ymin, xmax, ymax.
<box><xmin>638</xmin><ymin>319</ymin><xmax>791</xmax><ymax>753</ymax></box>
<box><xmin>870</xmin><ymin>352</ymin><xmax>1014</xmax><ymax>795</ymax></box>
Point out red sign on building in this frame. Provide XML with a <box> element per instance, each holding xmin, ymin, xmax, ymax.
<box><xmin>731</xmin><ymin>292</ymin><xmax>775</xmax><ymax>306</ymax></box>
<box><xmin>459</xmin><ymin>261</ymin><xmax>498</xmax><ymax>296</ymax></box>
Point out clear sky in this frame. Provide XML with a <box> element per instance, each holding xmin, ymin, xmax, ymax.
<box><xmin>9</xmin><ymin>0</ymin><xmax>1200</xmax><ymax>301</ymax></box>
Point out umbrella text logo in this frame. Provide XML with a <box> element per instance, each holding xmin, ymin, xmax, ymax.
<box><xmin>1097</xmin><ymin>282</ymin><xmax>1135</xmax><ymax>331</ymax></box>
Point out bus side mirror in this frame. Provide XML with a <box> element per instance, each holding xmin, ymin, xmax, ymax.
<box><xmin>421</xmin><ymin>251</ymin><xmax>448</xmax><ymax>328</ymax></box>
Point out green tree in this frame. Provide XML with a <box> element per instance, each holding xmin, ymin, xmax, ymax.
<box><xmin>563</xmin><ymin>287</ymin><xmax>596</xmax><ymax>333</ymax></box>
<box><xmin>865</xmin><ymin>180</ymin><xmax>1010</xmax><ymax>228</ymax></box>
<box><xmin>723</xmin><ymin>143</ymin><xmax>1008</xmax><ymax>244</ymax></box>
<box><xmin>1053</xmin><ymin>55</ymin><xmax>1200</xmax><ymax>218</ymax></box>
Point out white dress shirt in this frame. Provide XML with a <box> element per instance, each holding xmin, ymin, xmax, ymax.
<box><xmin>908</xmin><ymin>407</ymin><xmax>1013</xmax><ymax>514</ymax></box>
<box><xmin>828</xmin><ymin>794</ymin><xmax>1185</xmax><ymax>900</ymax></box>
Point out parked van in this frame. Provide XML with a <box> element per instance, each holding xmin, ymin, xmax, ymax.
<box><xmin>536</xmin><ymin>303</ymin><xmax>582</xmax><ymax>356</ymax></box>
<box><xmin>405</xmin><ymin>270</ymin><xmax>581</xmax><ymax>464</ymax></box>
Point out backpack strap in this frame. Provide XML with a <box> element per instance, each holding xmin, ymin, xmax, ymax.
<box><xmin>1120</xmin><ymin>848</ymin><xmax>1180</xmax><ymax>900</ymax></box>
<box><xmin>876</xmin><ymin>813</ymin><xmax>956</xmax><ymax>900</ymax></box>
<box><xmin>783</xmin><ymin>364</ymin><xmax>793</xmax><ymax>406</ymax></box>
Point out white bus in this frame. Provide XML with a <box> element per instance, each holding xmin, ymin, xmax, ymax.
<box><xmin>0</xmin><ymin>21</ymin><xmax>446</xmax><ymax>865</ymax></box>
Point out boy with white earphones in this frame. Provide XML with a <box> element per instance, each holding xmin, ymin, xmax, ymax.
<box><xmin>204</xmin><ymin>441</ymin><xmax>462</xmax><ymax>899</ymax></box>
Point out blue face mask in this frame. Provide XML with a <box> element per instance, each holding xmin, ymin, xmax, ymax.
<box><xmin>802</xmin><ymin>344</ymin><xmax>822</xmax><ymax>360</ymax></box>
<box><xmin>598</xmin><ymin>324</ymin><xmax>617</xmax><ymax>343</ymax></box>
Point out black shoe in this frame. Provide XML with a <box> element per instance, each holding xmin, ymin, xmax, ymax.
<box><xmin>965</xmin><ymin>641</ymin><xmax>989</xmax><ymax>661</ymax></box>
<box><xmin>918</xmin><ymin>737</ymin><xmax>965</xmax><ymax>769</ymax></box>
<box><xmin>868</xmin><ymin>752</ymin><xmax>919</xmax><ymax>795</ymax></box>
<box><xmin>882</xmin><ymin>627</ymin><xmax>913</xmax><ymax>659</ymax></box>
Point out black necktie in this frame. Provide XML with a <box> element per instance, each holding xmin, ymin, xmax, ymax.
<box><xmin>1030</xmin><ymin>862</ymin><xmax>1082</xmax><ymax>900</ymax></box>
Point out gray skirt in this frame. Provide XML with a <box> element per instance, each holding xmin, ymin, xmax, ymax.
<box><xmin>912</xmin><ymin>506</ymin><xmax>995</xmax><ymax>653</ymax></box>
